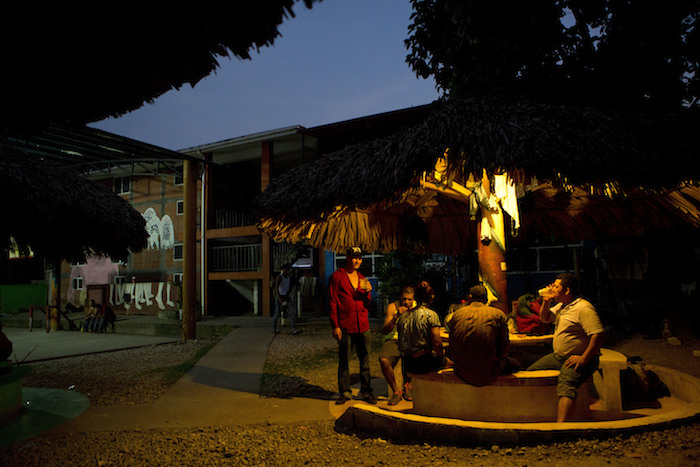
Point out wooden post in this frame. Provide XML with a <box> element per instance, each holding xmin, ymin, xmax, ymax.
<box><xmin>182</xmin><ymin>159</ymin><xmax>198</xmax><ymax>340</ymax></box>
<box><xmin>261</xmin><ymin>142</ymin><xmax>273</xmax><ymax>317</ymax></box>
<box><xmin>202</xmin><ymin>152</ymin><xmax>212</xmax><ymax>316</ymax></box>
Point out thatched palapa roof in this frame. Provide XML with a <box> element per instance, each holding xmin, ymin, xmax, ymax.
<box><xmin>254</xmin><ymin>95</ymin><xmax>700</xmax><ymax>254</ymax></box>
<box><xmin>0</xmin><ymin>141</ymin><xmax>148</xmax><ymax>263</ymax></box>
<box><xmin>1</xmin><ymin>0</ymin><xmax>321</xmax><ymax>262</ymax></box>
<box><xmin>2</xmin><ymin>1</ymin><xmax>319</xmax><ymax>134</ymax></box>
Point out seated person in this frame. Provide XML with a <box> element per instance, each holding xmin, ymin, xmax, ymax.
<box><xmin>91</xmin><ymin>303</ymin><xmax>105</xmax><ymax>332</ymax></box>
<box><xmin>446</xmin><ymin>284</ymin><xmax>519</xmax><ymax>386</ymax></box>
<box><xmin>379</xmin><ymin>285</ymin><xmax>416</xmax><ymax>405</ymax></box>
<box><xmin>515</xmin><ymin>292</ymin><xmax>553</xmax><ymax>335</ymax></box>
<box><xmin>526</xmin><ymin>273</ymin><xmax>605</xmax><ymax>422</ymax></box>
<box><xmin>84</xmin><ymin>299</ymin><xmax>97</xmax><ymax>332</ymax></box>
<box><xmin>396</xmin><ymin>281</ymin><xmax>447</xmax><ymax>401</ymax></box>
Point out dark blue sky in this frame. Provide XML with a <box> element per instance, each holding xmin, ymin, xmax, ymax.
<box><xmin>90</xmin><ymin>0</ymin><xmax>439</xmax><ymax>151</ymax></box>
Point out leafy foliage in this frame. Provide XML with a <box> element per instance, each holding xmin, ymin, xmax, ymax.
<box><xmin>406</xmin><ymin>0</ymin><xmax>700</xmax><ymax>111</ymax></box>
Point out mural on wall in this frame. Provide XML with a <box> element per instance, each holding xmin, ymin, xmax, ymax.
<box><xmin>143</xmin><ymin>207</ymin><xmax>175</xmax><ymax>250</ymax></box>
<box><xmin>67</xmin><ymin>207</ymin><xmax>181</xmax><ymax>312</ymax></box>
<box><xmin>110</xmin><ymin>282</ymin><xmax>177</xmax><ymax>311</ymax></box>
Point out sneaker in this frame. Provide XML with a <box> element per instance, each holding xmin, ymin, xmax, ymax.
<box><xmin>362</xmin><ymin>393</ymin><xmax>377</xmax><ymax>404</ymax></box>
<box><xmin>387</xmin><ymin>391</ymin><xmax>402</xmax><ymax>406</ymax></box>
<box><xmin>403</xmin><ymin>383</ymin><xmax>413</xmax><ymax>401</ymax></box>
<box><xmin>291</xmin><ymin>329</ymin><xmax>303</xmax><ymax>335</ymax></box>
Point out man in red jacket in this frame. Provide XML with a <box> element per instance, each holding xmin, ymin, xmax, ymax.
<box><xmin>329</xmin><ymin>246</ymin><xmax>376</xmax><ymax>405</ymax></box>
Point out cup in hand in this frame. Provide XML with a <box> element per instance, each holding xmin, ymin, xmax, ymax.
<box><xmin>538</xmin><ymin>286</ymin><xmax>554</xmax><ymax>298</ymax></box>
<box><xmin>359</xmin><ymin>278</ymin><xmax>371</xmax><ymax>292</ymax></box>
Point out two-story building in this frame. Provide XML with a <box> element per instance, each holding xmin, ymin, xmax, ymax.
<box><xmin>60</xmin><ymin>103</ymin><xmax>436</xmax><ymax>319</ymax></box>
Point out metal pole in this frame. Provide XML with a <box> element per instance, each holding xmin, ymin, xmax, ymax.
<box><xmin>182</xmin><ymin>159</ymin><xmax>198</xmax><ymax>340</ymax></box>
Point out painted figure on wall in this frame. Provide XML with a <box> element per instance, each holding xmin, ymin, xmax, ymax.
<box><xmin>143</xmin><ymin>207</ymin><xmax>175</xmax><ymax>250</ymax></box>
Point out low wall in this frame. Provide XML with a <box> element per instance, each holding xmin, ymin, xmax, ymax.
<box><xmin>0</xmin><ymin>284</ymin><xmax>45</xmax><ymax>314</ymax></box>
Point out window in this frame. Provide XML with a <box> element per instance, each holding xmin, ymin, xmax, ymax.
<box><xmin>174</xmin><ymin>173</ymin><xmax>183</xmax><ymax>186</ymax></box>
<box><xmin>72</xmin><ymin>277</ymin><xmax>84</xmax><ymax>290</ymax></box>
<box><xmin>176</xmin><ymin>200</ymin><xmax>184</xmax><ymax>215</ymax></box>
<box><xmin>173</xmin><ymin>244</ymin><xmax>183</xmax><ymax>261</ymax></box>
<box><xmin>114</xmin><ymin>176</ymin><xmax>131</xmax><ymax>194</ymax></box>
<box><xmin>173</xmin><ymin>273</ymin><xmax>183</xmax><ymax>284</ymax></box>
<box><xmin>114</xmin><ymin>275</ymin><xmax>126</xmax><ymax>284</ymax></box>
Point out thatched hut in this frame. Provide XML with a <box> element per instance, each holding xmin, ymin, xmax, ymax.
<box><xmin>254</xmin><ymin>94</ymin><xmax>700</xmax><ymax>310</ymax></box>
<box><xmin>255</xmin><ymin>95</ymin><xmax>700</xmax><ymax>251</ymax></box>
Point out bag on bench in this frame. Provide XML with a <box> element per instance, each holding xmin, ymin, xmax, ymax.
<box><xmin>621</xmin><ymin>356</ymin><xmax>670</xmax><ymax>406</ymax></box>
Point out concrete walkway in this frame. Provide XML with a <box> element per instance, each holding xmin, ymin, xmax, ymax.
<box><xmin>46</xmin><ymin>318</ymin><xmax>335</xmax><ymax>433</ymax></box>
<box><xmin>2</xmin><ymin>313</ymin><xmax>385</xmax><ymax>446</ymax></box>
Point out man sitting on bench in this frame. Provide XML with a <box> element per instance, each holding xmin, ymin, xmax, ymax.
<box><xmin>396</xmin><ymin>281</ymin><xmax>447</xmax><ymax>402</ymax></box>
<box><xmin>525</xmin><ymin>273</ymin><xmax>605</xmax><ymax>422</ymax></box>
<box><xmin>446</xmin><ymin>284</ymin><xmax>519</xmax><ymax>387</ymax></box>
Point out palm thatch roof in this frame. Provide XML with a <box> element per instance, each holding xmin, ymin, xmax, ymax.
<box><xmin>1</xmin><ymin>140</ymin><xmax>147</xmax><ymax>263</ymax></box>
<box><xmin>2</xmin><ymin>1</ymin><xmax>320</xmax><ymax>262</ymax></box>
<box><xmin>254</xmin><ymin>95</ymin><xmax>700</xmax><ymax>254</ymax></box>
<box><xmin>2</xmin><ymin>0</ymin><xmax>319</xmax><ymax>135</ymax></box>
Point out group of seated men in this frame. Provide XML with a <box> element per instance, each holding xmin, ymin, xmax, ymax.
<box><xmin>83</xmin><ymin>299</ymin><xmax>116</xmax><ymax>333</ymax></box>
<box><xmin>379</xmin><ymin>273</ymin><xmax>605</xmax><ymax>422</ymax></box>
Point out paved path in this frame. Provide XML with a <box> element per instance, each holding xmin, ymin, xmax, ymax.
<box><xmin>46</xmin><ymin>321</ymin><xmax>335</xmax><ymax>433</ymax></box>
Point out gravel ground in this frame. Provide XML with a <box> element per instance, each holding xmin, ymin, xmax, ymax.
<box><xmin>1</xmin><ymin>319</ymin><xmax>700</xmax><ymax>466</ymax></box>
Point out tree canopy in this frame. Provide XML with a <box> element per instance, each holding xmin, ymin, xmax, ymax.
<box><xmin>1</xmin><ymin>0</ymin><xmax>319</xmax><ymax>135</ymax></box>
<box><xmin>405</xmin><ymin>0</ymin><xmax>700</xmax><ymax>112</ymax></box>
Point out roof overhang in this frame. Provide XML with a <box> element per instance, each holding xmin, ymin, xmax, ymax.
<box><xmin>6</xmin><ymin>124</ymin><xmax>206</xmax><ymax>178</ymax></box>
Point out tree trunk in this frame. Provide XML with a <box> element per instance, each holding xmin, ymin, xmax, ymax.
<box><xmin>477</xmin><ymin>205</ymin><xmax>508</xmax><ymax>314</ymax></box>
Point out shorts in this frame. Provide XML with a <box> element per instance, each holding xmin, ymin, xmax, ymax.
<box><xmin>527</xmin><ymin>352</ymin><xmax>599</xmax><ymax>399</ymax></box>
<box><xmin>378</xmin><ymin>339</ymin><xmax>401</xmax><ymax>367</ymax></box>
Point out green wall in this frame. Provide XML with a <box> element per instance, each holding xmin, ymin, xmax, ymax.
<box><xmin>0</xmin><ymin>284</ymin><xmax>46</xmax><ymax>314</ymax></box>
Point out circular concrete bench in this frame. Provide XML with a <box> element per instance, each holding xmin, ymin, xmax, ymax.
<box><xmin>409</xmin><ymin>368</ymin><xmax>594</xmax><ymax>423</ymax></box>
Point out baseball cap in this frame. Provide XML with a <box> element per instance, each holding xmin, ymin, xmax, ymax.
<box><xmin>346</xmin><ymin>246</ymin><xmax>363</xmax><ymax>258</ymax></box>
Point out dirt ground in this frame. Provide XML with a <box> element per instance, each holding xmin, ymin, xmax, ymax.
<box><xmin>1</xmin><ymin>317</ymin><xmax>699</xmax><ymax>466</ymax></box>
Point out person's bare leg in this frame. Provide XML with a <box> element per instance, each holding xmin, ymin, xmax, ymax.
<box><xmin>380</xmin><ymin>357</ymin><xmax>399</xmax><ymax>395</ymax></box>
<box><xmin>557</xmin><ymin>396</ymin><xmax>575</xmax><ymax>423</ymax></box>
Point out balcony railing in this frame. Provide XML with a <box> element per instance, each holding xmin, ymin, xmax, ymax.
<box><xmin>210</xmin><ymin>244</ymin><xmax>261</xmax><ymax>272</ymax></box>
<box><xmin>214</xmin><ymin>210</ymin><xmax>254</xmax><ymax>229</ymax></box>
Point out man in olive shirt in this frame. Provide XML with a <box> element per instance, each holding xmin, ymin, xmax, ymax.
<box><xmin>447</xmin><ymin>284</ymin><xmax>516</xmax><ymax>386</ymax></box>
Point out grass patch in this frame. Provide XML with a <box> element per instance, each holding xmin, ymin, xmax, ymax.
<box><xmin>152</xmin><ymin>340</ymin><xmax>219</xmax><ymax>385</ymax></box>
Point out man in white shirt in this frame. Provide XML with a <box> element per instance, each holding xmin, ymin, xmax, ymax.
<box><xmin>526</xmin><ymin>273</ymin><xmax>605</xmax><ymax>422</ymax></box>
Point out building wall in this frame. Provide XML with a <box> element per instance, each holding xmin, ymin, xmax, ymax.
<box><xmin>60</xmin><ymin>173</ymin><xmax>202</xmax><ymax>316</ymax></box>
